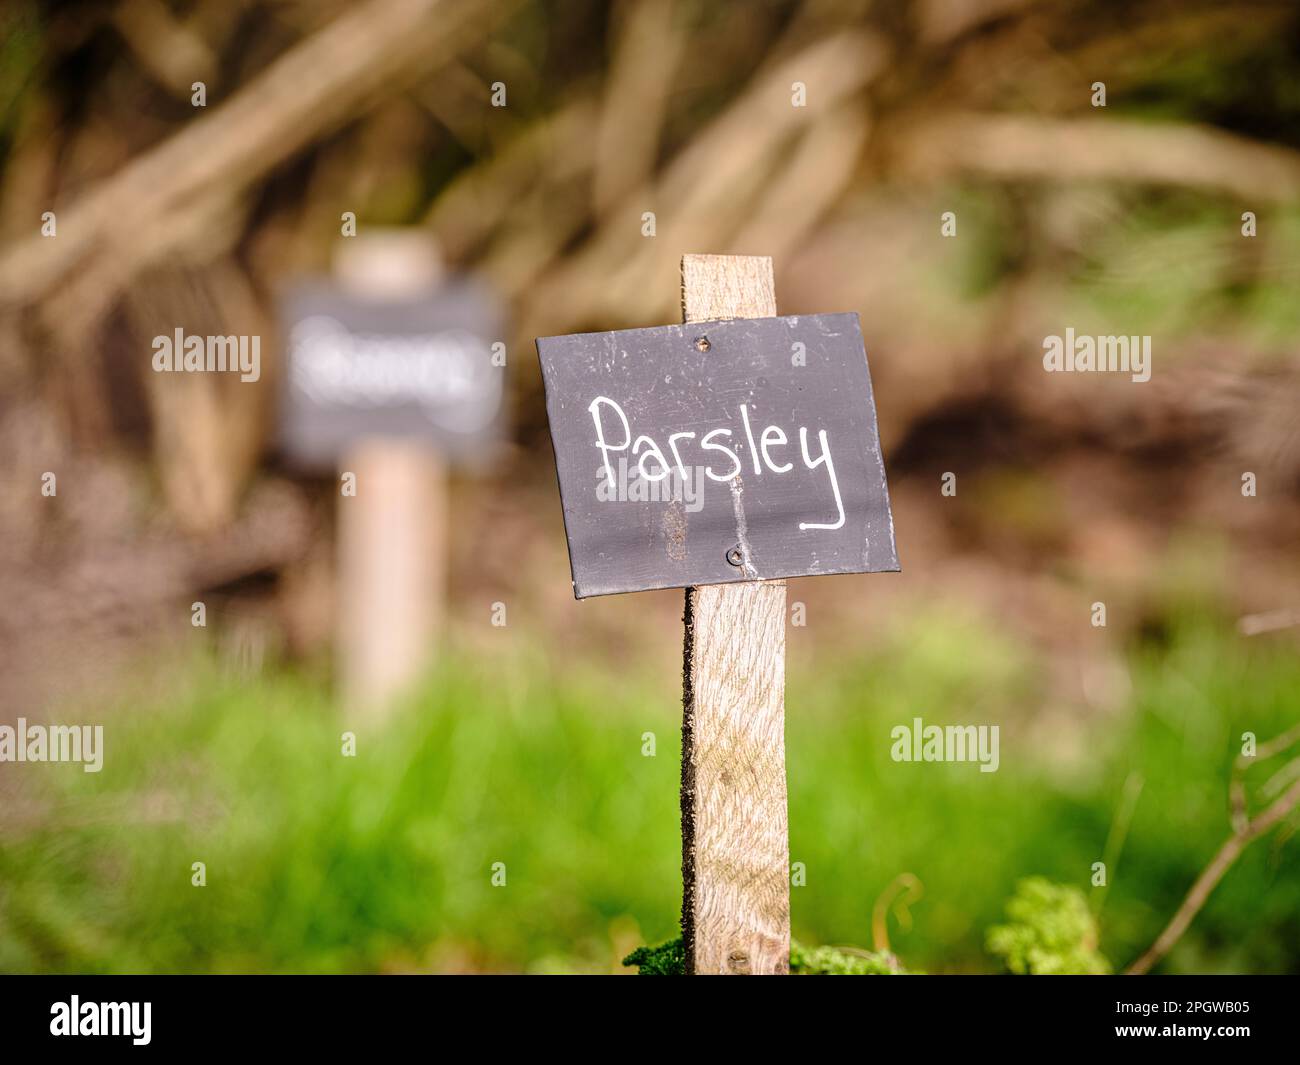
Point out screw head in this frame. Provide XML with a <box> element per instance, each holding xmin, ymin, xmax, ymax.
<box><xmin>726</xmin><ymin>545</ymin><xmax>744</xmax><ymax>567</ymax></box>
<box><xmin>694</xmin><ymin>335</ymin><xmax>711</xmax><ymax>353</ymax></box>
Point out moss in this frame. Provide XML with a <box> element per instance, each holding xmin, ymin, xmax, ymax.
<box><xmin>622</xmin><ymin>938</ymin><xmax>904</xmax><ymax>975</ymax></box>
<box><xmin>986</xmin><ymin>877</ymin><xmax>1110</xmax><ymax>975</ymax></box>
<box><xmin>789</xmin><ymin>942</ymin><xmax>903</xmax><ymax>975</ymax></box>
<box><xmin>622</xmin><ymin>939</ymin><xmax>687</xmax><ymax>975</ymax></box>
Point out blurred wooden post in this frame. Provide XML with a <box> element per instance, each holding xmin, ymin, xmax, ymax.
<box><xmin>680</xmin><ymin>254</ymin><xmax>790</xmax><ymax>974</ymax></box>
<box><xmin>337</xmin><ymin>440</ymin><xmax>446</xmax><ymax>713</ymax></box>
<box><xmin>335</xmin><ymin>232</ymin><xmax>447</xmax><ymax>715</ymax></box>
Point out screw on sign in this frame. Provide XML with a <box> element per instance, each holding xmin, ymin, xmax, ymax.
<box><xmin>535</xmin><ymin>254</ymin><xmax>898</xmax><ymax>975</ymax></box>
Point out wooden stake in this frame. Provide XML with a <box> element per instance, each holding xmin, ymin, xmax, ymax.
<box><xmin>334</xmin><ymin>232</ymin><xmax>448</xmax><ymax>715</ymax></box>
<box><xmin>337</xmin><ymin>440</ymin><xmax>446</xmax><ymax>714</ymax></box>
<box><xmin>680</xmin><ymin>254</ymin><xmax>790</xmax><ymax>975</ymax></box>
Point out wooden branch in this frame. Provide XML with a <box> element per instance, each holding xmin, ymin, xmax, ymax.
<box><xmin>424</xmin><ymin>97</ymin><xmax>597</xmax><ymax>261</ymax></box>
<box><xmin>0</xmin><ymin>0</ymin><xmax>519</xmax><ymax>311</ymax></box>
<box><xmin>732</xmin><ymin>101</ymin><xmax>871</xmax><ymax>263</ymax></box>
<box><xmin>1231</xmin><ymin>718</ymin><xmax>1300</xmax><ymax>830</ymax></box>
<box><xmin>519</xmin><ymin>30</ymin><xmax>887</xmax><ymax>332</ymax></box>
<box><xmin>1127</xmin><ymin>771</ymin><xmax>1300</xmax><ymax>975</ymax></box>
<box><xmin>111</xmin><ymin>0</ymin><xmax>217</xmax><ymax>98</ymax></box>
<box><xmin>680</xmin><ymin>254</ymin><xmax>790</xmax><ymax>975</ymax></box>
<box><xmin>1261</xmin><ymin>755</ymin><xmax>1300</xmax><ymax>802</ymax></box>
<box><xmin>592</xmin><ymin>0</ymin><xmax>685</xmax><ymax>216</ymax></box>
<box><xmin>896</xmin><ymin>112</ymin><xmax>1300</xmax><ymax>202</ymax></box>
<box><xmin>1239</xmin><ymin>608</ymin><xmax>1300</xmax><ymax>636</ymax></box>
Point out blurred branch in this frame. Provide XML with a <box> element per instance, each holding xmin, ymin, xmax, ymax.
<box><xmin>1239</xmin><ymin>608</ymin><xmax>1300</xmax><ymax>636</ymax></box>
<box><xmin>520</xmin><ymin>29</ymin><xmax>888</xmax><ymax>329</ymax></box>
<box><xmin>124</xmin><ymin>257</ymin><xmax>271</xmax><ymax>532</ymax></box>
<box><xmin>916</xmin><ymin>0</ymin><xmax>1039</xmax><ymax>45</ymax></box>
<box><xmin>426</xmin><ymin>97</ymin><xmax>598</xmax><ymax>265</ymax></box>
<box><xmin>1230</xmin><ymin>719</ymin><xmax>1300</xmax><ymax>831</ymax></box>
<box><xmin>0</xmin><ymin>0</ymin><xmax>519</xmax><ymax>315</ymax></box>
<box><xmin>111</xmin><ymin>0</ymin><xmax>218</xmax><ymax>98</ymax></box>
<box><xmin>1129</xmin><ymin>726</ymin><xmax>1300</xmax><ymax>975</ymax></box>
<box><xmin>733</xmin><ymin>100</ymin><xmax>871</xmax><ymax>263</ymax></box>
<box><xmin>896</xmin><ymin>112</ymin><xmax>1300</xmax><ymax>202</ymax></box>
<box><xmin>593</xmin><ymin>0</ymin><xmax>685</xmax><ymax>216</ymax></box>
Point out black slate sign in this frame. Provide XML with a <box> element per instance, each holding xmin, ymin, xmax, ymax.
<box><xmin>536</xmin><ymin>313</ymin><xmax>899</xmax><ymax>598</ymax></box>
<box><xmin>278</xmin><ymin>278</ymin><xmax>505</xmax><ymax>470</ymax></box>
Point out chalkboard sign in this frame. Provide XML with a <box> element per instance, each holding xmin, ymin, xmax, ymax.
<box><xmin>278</xmin><ymin>278</ymin><xmax>505</xmax><ymax>470</ymax></box>
<box><xmin>536</xmin><ymin>313</ymin><xmax>898</xmax><ymax>598</ymax></box>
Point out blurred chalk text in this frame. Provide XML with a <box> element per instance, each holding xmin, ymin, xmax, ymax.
<box><xmin>289</xmin><ymin>317</ymin><xmax>497</xmax><ymax>422</ymax></box>
<box><xmin>278</xmin><ymin>278</ymin><xmax>505</xmax><ymax>471</ymax></box>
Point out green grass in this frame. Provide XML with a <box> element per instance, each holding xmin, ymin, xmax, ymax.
<box><xmin>1</xmin><ymin>617</ymin><xmax>1297</xmax><ymax>973</ymax></box>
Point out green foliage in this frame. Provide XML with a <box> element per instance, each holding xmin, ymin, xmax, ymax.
<box><xmin>789</xmin><ymin>942</ymin><xmax>902</xmax><ymax>975</ymax></box>
<box><xmin>622</xmin><ymin>939</ymin><xmax>685</xmax><ymax>975</ymax></box>
<box><xmin>621</xmin><ymin>939</ymin><xmax>902</xmax><ymax>975</ymax></box>
<box><xmin>1</xmin><ymin>617</ymin><xmax>1297</xmax><ymax>973</ymax></box>
<box><xmin>987</xmin><ymin>878</ymin><xmax>1110</xmax><ymax>975</ymax></box>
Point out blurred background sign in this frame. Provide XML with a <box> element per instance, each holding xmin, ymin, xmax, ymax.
<box><xmin>279</xmin><ymin>229</ymin><xmax>508</xmax><ymax>716</ymax></box>
<box><xmin>278</xmin><ymin>234</ymin><xmax>506</xmax><ymax>471</ymax></box>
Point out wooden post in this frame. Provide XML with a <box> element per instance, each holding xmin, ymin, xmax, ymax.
<box><xmin>337</xmin><ymin>440</ymin><xmax>446</xmax><ymax>714</ymax></box>
<box><xmin>334</xmin><ymin>232</ymin><xmax>448</xmax><ymax>715</ymax></box>
<box><xmin>680</xmin><ymin>254</ymin><xmax>790</xmax><ymax>975</ymax></box>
